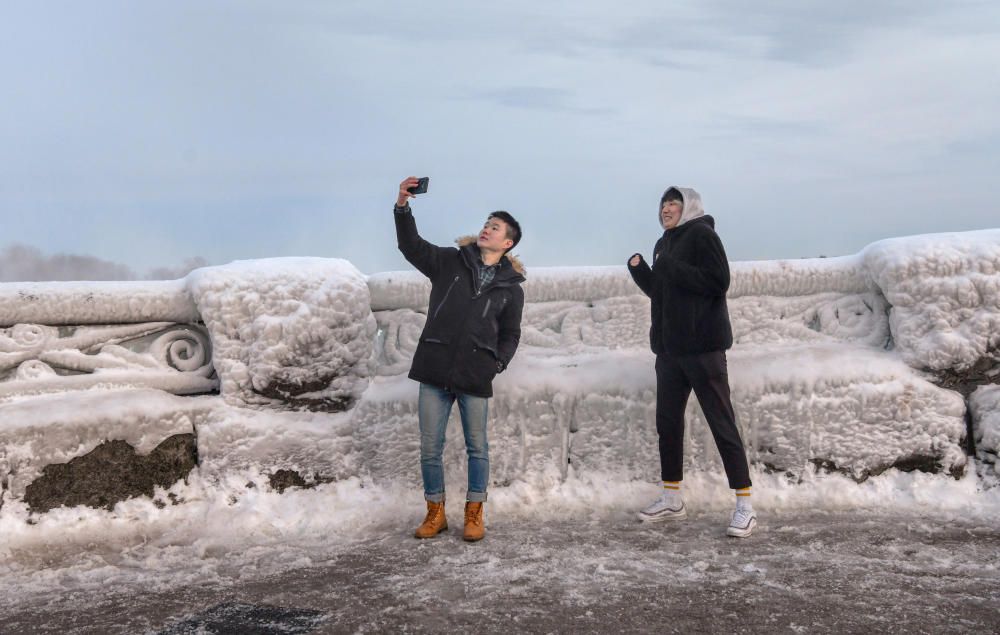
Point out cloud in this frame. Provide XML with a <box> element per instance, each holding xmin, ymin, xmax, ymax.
<box><xmin>0</xmin><ymin>244</ymin><xmax>208</xmax><ymax>282</ymax></box>
<box><xmin>470</xmin><ymin>86</ymin><xmax>615</xmax><ymax>115</ymax></box>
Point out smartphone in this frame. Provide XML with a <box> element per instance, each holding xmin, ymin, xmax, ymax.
<box><xmin>407</xmin><ymin>177</ymin><xmax>429</xmax><ymax>195</ymax></box>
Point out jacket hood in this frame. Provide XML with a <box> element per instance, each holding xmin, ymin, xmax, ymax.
<box><xmin>659</xmin><ymin>186</ymin><xmax>705</xmax><ymax>229</ymax></box>
<box><xmin>456</xmin><ymin>235</ymin><xmax>526</xmax><ymax>276</ymax></box>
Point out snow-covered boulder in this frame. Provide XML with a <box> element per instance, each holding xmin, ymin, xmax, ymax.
<box><xmin>187</xmin><ymin>258</ymin><xmax>377</xmax><ymax>411</ymax></box>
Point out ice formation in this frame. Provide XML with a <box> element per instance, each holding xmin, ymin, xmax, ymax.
<box><xmin>970</xmin><ymin>385</ymin><xmax>1000</xmax><ymax>476</ymax></box>
<box><xmin>0</xmin><ymin>280</ymin><xmax>197</xmax><ymax>325</ymax></box>
<box><xmin>0</xmin><ymin>229</ymin><xmax>998</xmax><ymax>517</ymax></box>
<box><xmin>0</xmin><ymin>323</ymin><xmax>217</xmax><ymax>400</ymax></box>
<box><xmin>862</xmin><ymin>229</ymin><xmax>1000</xmax><ymax>371</ymax></box>
<box><xmin>186</xmin><ymin>258</ymin><xmax>376</xmax><ymax>411</ymax></box>
<box><xmin>0</xmin><ymin>390</ymin><xmax>212</xmax><ymax>500</ymax></box>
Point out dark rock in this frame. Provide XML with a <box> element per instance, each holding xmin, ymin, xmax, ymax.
<box><xmin>926</xmin><ymin>354</ymin><xmax>1000</xmax><ymax>397</ymax></box>
<box><xmin>809</xmin><ymin>454</ymin><xmax>964</xmax><ymax>483</ymax></box>
<box><xmin>924</xmin><ymin>353</ymin><xmax>999</xmax><ymax>457</ymax></box>
<box><xmin>253</xmin><ymin>377</ymin><xmax>355</xmax><ymax>412</ymax></box>
<box><xmin>265</xmin><ymin>470</ymin><xmax>334</xmax><ymax>493</ymax></box>
<box><xmin>268</xmin><ymin>469</ymin><xmax>308</xmax><ymax>493</ymax></box>
<box><xmin>23</xmin><ymin>434</ymin><xmax>197</xmax><ymax>514</ymax></box>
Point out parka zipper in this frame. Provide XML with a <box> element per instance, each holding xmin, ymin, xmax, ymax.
<box><xmin>481</xmin><ymin>298</ymin><xmax>492</xmax><ymax>318</ymax></box>
<box><xmin>432</xmin><ymin>275</ymin><xmax>460</xmax><ymax>322</ymax></box>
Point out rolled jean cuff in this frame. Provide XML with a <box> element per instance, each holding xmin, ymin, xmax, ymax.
<box><xmin>466</xmin><ymin>491</ymin><xmax>487</xmax><ymax>503</ymax></box>
<box><xmin>425</xmin><ymin>492</ymin><xmax>445</xmax><ymax>503</ymax></box>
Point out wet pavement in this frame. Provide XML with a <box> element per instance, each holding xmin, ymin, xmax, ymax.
<box><xmin>3</xmin><ymin>510</ymin><xmax>1000</xmax><ymax>634</ymax></box>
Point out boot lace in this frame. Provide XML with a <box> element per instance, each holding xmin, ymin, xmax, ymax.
<box><xmin>465</xmin><ymin>504</ymin><xmax>482</xmax><ymax>527</ymax></box>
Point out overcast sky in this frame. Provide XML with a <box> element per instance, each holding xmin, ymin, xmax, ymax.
<box><xmin>2</xmin><ymin>1</ymin><xmax>998</xmax><ymax>279</ymax></box>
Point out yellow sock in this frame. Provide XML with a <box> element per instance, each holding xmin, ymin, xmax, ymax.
<box><xmin>735</xmin><ymin>487</ymin><xmax>752</xmax><ymax>510</ymax></box>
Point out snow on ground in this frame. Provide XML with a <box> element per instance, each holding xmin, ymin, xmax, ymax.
<box><xmin>2</xmin><ymin>447</ymin><xmax>1000</xmax><ymax>629</ymax></box>
<box><xmin>5</xmin><ymin>508</ymin><xmax>1000</xmax><ymax>633</ymax></box>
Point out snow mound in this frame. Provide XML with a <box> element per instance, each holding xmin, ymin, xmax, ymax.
<box><xmin>187</xmin><ymin>258</ymin><xmax>377</xmax><ymax>411</ymax></box>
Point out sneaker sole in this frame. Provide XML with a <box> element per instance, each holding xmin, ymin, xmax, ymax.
<box><xmin>637</xmin><ymin>508</ymin><xmax>687</xmax><ymax>523</ymax></box>
<box><xmin>726</xmin><ymin>517</ymin><xmax>757</xmax><ymax>538</ymax></box>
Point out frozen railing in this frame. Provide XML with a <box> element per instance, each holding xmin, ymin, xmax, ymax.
<box><xmin>0</xmin><ymin>280</ymin><xmax>213</xmax><ymax>400</ymax></box>
<box><xmin>0</xmin><ymin>230</ymin><xmax>997</xmax><ymax>496</ymax></box>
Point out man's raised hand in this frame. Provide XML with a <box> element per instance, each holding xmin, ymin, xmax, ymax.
<box><xmin>397</xmin><ymin>177</ymin><xmax>420</xmax><ymax>207</ymax></box>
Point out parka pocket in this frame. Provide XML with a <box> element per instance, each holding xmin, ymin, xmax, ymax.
<box><xmin>431</xmin><ymin>275</ymin><xmax>460</xmax><ymax>322</ymax></box>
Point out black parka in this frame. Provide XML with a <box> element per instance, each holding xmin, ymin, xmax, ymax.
<box><xmin>628</xmin><ymin>188</ymin><xmax>733</xmax><ymax>356</ymax></box>
<box><xmin>395</xmin><ymin>206</ymin><xmax>525</xmax><ymax>398</ymax></box>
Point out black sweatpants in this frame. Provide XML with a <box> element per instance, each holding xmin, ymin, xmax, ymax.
<box><xmin>655</xmin><ymin>351</ymin><xmax>752</xmax><ymax>490</ymax></box>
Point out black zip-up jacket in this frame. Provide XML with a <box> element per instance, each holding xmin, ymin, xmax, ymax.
<box><xmin>395</xmin><ymin>205</ymin><xmax>525</xmax><ymax>398</ymax></box>
<box><xmin>628</xmin><ymin>215</ymin><xmax>733</xmax><ymax>355</ymax></box>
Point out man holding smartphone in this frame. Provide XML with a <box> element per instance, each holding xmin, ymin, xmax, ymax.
<box><xmin>393</xmin><ymin>176</ymin><xmax>525</xmax><ymax>542</ymax></box>
<box><xmin>627</xmin><ymin>186</ymin><xmax>756</xmax><ymax>538</ymax></box>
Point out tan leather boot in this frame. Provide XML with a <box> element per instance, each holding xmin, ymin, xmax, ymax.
<box><xmin>463</xmin><ymin>501</ymin><xmax>485</xmax><ymax>542</ymax></box>
<box><xmin>414</xmin><ymin>500</ymin><xmax>448</xmax><ymax>539</ymax></box>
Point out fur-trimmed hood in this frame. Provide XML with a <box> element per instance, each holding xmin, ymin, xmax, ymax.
<box><xmin>456</xmin><ymin>235</ymin><xmax>526</xmax><ymax>276</ymax></box>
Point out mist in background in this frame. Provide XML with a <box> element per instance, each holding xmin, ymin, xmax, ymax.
<box><xmin>2</xmin><ymin>1</ymin><xmax>997</xmax><ymax>279</ymax></box>
<box><xmin>0</xmin><ymin>244</ymin><xmax>207</xmax><ymax>282</ymax></box>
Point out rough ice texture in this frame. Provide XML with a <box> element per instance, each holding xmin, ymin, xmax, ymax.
<box><xmin>0</xmin><ymin>230</ymin><xmax>997</xmax><ymax>511</ymax></box>
<box><xmin>863</xmin><ymin>229</ymin><xmax>1000</xmax><ymax>371</ymax></box>
<box><xmin>362</xmin><ymin>231</ymin><xmax>1000</xmax><ymax>484</ymax></box>
<box><xmin>0</xmin><ymin>323</ymin><xmax>218</xmax><ymax>401</ymax></box>
<box><xmin>970</xmin><ymin>385</ymin><xmax>1000</xmax><ymax>475</ymax></box>
<box><xmin>353</xmin><ymin>347</ymin><xmax>966</xmax><ymax>489</ymax></box>
<box><xmin>0</xmin><ymin>390</ymin><xmax>212</xmax><ymax>500</ymax></box>
<box><xmin>195</xmin><ymin>407</ymin><xmax>356</xmax><ymax>485</ymax></box>
<box><xmin>367</xmin><ymin>255</ymin><xmax>873</xmax><ymax>312</ymax></box>
<box><xmin>187</xmin><ymin>258</ymin><xmax>377</xmax><ymax>411</ymax></box>
<box><xmin>0</xmin><ymin>280</ymin><xmax>198</xmax><ymax>326</ymax></box>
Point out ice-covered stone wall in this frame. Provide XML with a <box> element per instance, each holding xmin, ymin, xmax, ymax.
<box><xmin>364</xmin><ymin>230</ymin><xmax>998</xmax><ymax>486</ymax></box>
<box><xmin>1</xmin><ymin>229</ymin><xmax>998</xmax><ymax>515</ymax></box>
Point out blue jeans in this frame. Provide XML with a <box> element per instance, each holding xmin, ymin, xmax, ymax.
<box><xmin>418</xmin><ymin>383</ymin><xmax>489</xmax><ymax>503</ymax></box>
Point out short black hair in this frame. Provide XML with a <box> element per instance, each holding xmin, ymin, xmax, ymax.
<box><xmin>661</xmin><ymin>187</ymin><xmax>684</xmax><ymax>205</ymax></box>
<box><xmin>487</xmin><ymin>211</ymin><xmax>521</xmax><ymax>253</ymax></box>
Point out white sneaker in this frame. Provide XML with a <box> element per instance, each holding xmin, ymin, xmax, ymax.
<box><xmin>636</xmin><ymin>492</ymin><xmax>687</xmax><ymax>522</ymax></box>
<box><xmin>726</xmin><ymin>508</ymin><xmax>757</xmax><ymax>537</ymax></box>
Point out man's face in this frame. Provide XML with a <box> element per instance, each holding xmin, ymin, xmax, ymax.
<box><xmin>660</xmin><ymin>200</ymin><xmax>683</xmax><ymax>229</ymax></box>
<box><xmin>477</xmin><ymin>217</ymin><xmax>514</xmax><ymax>253</ymax></box>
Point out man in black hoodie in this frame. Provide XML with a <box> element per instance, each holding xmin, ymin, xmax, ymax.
<box><xmin>628</xmin><ymin>186</ymin><xmax>756</xmax><ymax>538</ymax></box>
<box><xmin>393</xmin><ymin>176</ymin><xmax>525</xmax><ymax>543</ymax></box>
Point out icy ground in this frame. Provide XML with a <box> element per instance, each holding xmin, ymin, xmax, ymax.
<box><xmin>2</xmin><ymin>470</ymin><xmax>999</xmax><ymax>633</ymax></box>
